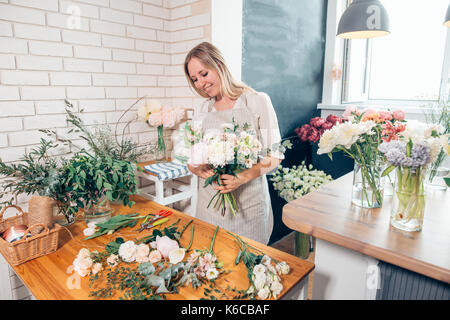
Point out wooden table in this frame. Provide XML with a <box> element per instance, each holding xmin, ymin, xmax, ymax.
<box><xmin>282</xmin><ymin>172</ymin><xmax>450</xmax><ymax>298</ymax></box>
<box><xmin>6</xmin><ymin>196</ymin><xmax>314</xmax><ymax>300</ymax></box>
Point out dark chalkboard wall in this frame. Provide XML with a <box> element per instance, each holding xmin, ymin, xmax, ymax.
<box><xmin>241</xmin><ymin>0</ymin><xmax>328</xmax><ymax>244</ymax></box>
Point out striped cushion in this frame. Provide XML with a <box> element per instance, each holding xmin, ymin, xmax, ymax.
<box><xmin>144</xmin><ymin>161</ymin><xmax>190</xmax><ymax>181</ymax></box>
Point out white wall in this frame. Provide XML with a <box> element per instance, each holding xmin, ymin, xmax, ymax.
<box><xmin>0</xmin><ymin>0</ymin><xmax>212</xmax><ymax>208</ymax></box>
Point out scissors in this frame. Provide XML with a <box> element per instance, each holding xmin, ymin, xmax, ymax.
<box><xmin>139</xmin><ymin>209</ymin><xmax>173</xmax><ymax>232</ymax></box>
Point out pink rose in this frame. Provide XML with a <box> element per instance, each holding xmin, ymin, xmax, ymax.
<box><xmin>148</xmin><ymin>250</ymin><xmax>162</xmax><ymax>263</ymax></box>
<box><xmin>188</xmin><ymin>142</ymin><xmax>209</xmax><ymax>166</ymax></box>
<box><xmin>148</xmin><ymin>112</ymin><xmax>163</xmax><ymax>127</ymax></box>
<box><xmin>155</xmin><ymin>235</ymin><xmax>179</xmax><ymax>258</ymax></box>
<box><xmin>378</xmin><ymin>110</ymin><xmax>392</xmax><ymax>122</ymax></box>
<box><xmin>392</xmin><ymin>110</ymin><xmax>405</xmax><ymax>121</ymax></box>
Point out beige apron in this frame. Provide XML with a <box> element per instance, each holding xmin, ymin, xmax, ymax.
<box><xmin>195</xmin><ymin>94</ymin><xmax>274</xmax><ymax>244</ymax></box>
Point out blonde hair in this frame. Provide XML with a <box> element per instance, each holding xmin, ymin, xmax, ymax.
<box><xmin>184</xmin><ymin>42</ymin><xmax>254</xmax><ymax>100</ymax></box>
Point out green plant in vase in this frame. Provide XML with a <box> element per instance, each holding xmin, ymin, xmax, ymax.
<box><xmin>0</xmin><ymin>139</ymin><xmax>73</xmax><ymax>224</ymax></box>
<box><xmin>60</xmin><ymin>151</ymin><xmax>140</xmax><ymax>223</ymax></box>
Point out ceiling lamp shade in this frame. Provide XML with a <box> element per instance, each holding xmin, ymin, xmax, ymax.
<box><xmin>444</xmin><ymin>4</ymin><xmax>450</xmax><ymax>27</ymax></box>
<box><xmin>337</xmin><ymin>0</ymin><xmax>390</xmax><ymax>39</ymax></box>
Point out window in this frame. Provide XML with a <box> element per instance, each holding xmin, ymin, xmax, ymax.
<box><xmin>342</xmin><ymin>0</ymin><xmax>450</xmax><ymax>105</ymax></box>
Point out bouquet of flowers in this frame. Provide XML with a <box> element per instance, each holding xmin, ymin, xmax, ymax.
<box><xmin>379</xmin><ymin>120</ymin><xmax>449</xmax><ymax>231</ymax></box>
<box><xmin>270</xmin><ymin>161</ymin><xmax>333</xmax><ymax>202</ymax></box>
<box><xmin>227</xmin><ymin>232</ymin><xmax>290</xmax><ymax>300</ymax></box>
<box><xmin>187</xmin><ymin>119</ymin><xmax>263</xmax><ymax>216</ymax></box>
<box><xmin>137</xmin><ymin>99</ymin><xmax>186</xmax><ymax>160</ymax></box>
<box><xmin>182</xmin><ymin>226</ymin><xmax>226</xmax><ymax>290</ymax></box>
<box><xmin>317</xmin><ymin>105</ymin><xmax>406</xmax><ymax>208</ymax></box>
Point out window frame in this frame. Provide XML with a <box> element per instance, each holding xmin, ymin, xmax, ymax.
<box><xmin>319</xmin><ymin>0</ymin><xmax>450</xmax><ymax>114</ymax></box>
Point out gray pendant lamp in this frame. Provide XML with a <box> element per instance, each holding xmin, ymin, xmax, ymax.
<box><xmin>444</xmin><ymin>4</ymin><xmax>450</xmax><ymax>27</ymax></box>
<box><xmin>337</xmin><ymin>0</ymin><xmax>390</xmax><ymax>39</ymax></box>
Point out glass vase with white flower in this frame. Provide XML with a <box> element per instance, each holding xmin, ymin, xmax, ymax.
<box><xmin>317</xmin><ymin>106</ymin><xmax>406</xmax><ymax>208</ymax></box>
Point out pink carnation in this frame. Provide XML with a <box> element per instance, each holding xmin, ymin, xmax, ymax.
<box><xmin>392</xmin><ymin>110</ymin><xmax>405</xmax><ymax>121</ymax></box>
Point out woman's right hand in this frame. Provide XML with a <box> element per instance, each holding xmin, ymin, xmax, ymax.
<box><xmin>187</xmin><ymin>164</ymin><xmax>214</xmax><ymax>179</ymax></box>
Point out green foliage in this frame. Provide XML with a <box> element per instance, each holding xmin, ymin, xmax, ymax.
<box><xmin>0</xmin><ymin>138</ymin><xmax>64</xmax><ymax>207</ymax></box>
<box><xmin>56</xmin><ymin>99</ymin><xmax>155</xmax><ymax>163</ymax></box>
<box><xmin>84</xmin><ymin>213</ymin><xmax>145</xmax><ymax>240</ymax></box>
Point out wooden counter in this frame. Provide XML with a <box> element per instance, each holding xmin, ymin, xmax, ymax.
<box><xmin>6</xmin><ymin>196</ymin><xmax>314</xmax><ymax>300</ymax></box>
<box><xmin>283</xmin><ymin>173</ymin><xmax>450</xmax><ymax>284</ymax></box>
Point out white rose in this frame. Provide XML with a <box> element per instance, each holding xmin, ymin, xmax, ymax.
<box><xmin>106</xmin><ymin>254</ymin><xmax>119</xmax><ymax>268</ymax></box>
<box><xmin>276</xmin><ymin>261</ymin><xmax>290</xmax><ymax>275</ymax></box>
<box><xmin>270</xmin><ymin>281</ymin><xmax>283</xmax><ymax>299</ymax></box>
<box><xmin>77</xmin><ymin>248</ymin><xmax>91</xmax><ymax>260</ymax></box>
<box><xmin>253</xmin><ymin>264</ymin><xmax>266</xmax><ymax>276</ymax></box>
<box><xmin>168</xmin><ymin>248</ymin><xmax>186</xmax><ymax>265</ymax></box>
<box><xmin>118</xmin><ymin>241</ymin><xmax>137</xmax><ymax>263</ymax></box>
<box><xmin>83</xmin><ymin>227</ymin><xmax>96</xmax><ymax>237</ymax></box>
<box><xmin>253</xmin><ymin>273</ymin><xmax>267</xmax><ymax>291</ymax></box>
<box><xmin>92</xmin><ymin>263</ymin><xmax>103</xmax><ymax>275</ymax></box>
<box><xmin>257</xmin><ymin>286</ymin><xmax>271</xmax><ymax>300</ymax></box>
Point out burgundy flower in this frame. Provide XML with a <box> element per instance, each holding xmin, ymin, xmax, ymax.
<box><xmin>307</xmin><ymin>127</ymin><xmax>320</xmax><ymax>143</ymax></box>
<box><xmin>326</xmin><ymin>114</ymin><xmax>343</xmax><ymax>126</ymax></box>
<box><xmin>321</xmin><ymin>121</ymin><xmax>333</xmax><ymax>130</ymax></box>
<box><xmin>310</xmin><ymin>117</ymin><xmax>326</xmax><ymax>128</ymax></box>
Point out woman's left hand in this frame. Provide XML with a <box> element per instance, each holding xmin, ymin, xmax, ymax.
<box><xmin>214</xmin><ymin>174</ymin><xmax>247</xmax><ymax>194</ymax></box>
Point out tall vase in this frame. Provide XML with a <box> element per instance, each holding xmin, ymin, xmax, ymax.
<box><xmin>155</xmin><ymin>124</ymin><xmax>167</xmax><ymax>162</ymax></box>
<box><xmin>84</xmin><ymin>195</ymin><xmax>112</xmax><ymax>224</ymax></box>
<box><xmin>351</xmin><ymin>157</ymin><xmax>384</xmax><ymax>208</ymax></box>
<box><xmin>390</xmin><ymin>166</ymin><xmax>427</xmax><ymax>232</ymax></box>
<box><xmin>425</xmin><ymin>153</ymin><xmax>449</xmax><ymax>191</ymax></box>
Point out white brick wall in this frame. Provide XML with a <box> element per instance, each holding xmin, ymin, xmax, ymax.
<box><xmin>0</xmin><ymin>0</ymin><xmax>211</xmax><ymax>223</ymax></box>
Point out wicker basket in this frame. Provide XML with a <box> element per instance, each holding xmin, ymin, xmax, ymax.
<box><xmin>0</xmin><ymin>205</ymin><xmax>61</xmax><ymax>266</ymax></box>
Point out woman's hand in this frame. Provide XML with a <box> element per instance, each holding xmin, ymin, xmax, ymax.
<box><xmin>187</xmin><ymin>164</ymin><xmax>214</xmax><ymax>179</ymax></box>
<box><xmin>214</xmin><ymin>173</ymin><xmax>248</xmax><ymax>194</ymax></box>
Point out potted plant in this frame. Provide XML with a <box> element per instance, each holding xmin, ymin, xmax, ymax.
<box><xmin>60</xmin><ymin>150</ymin><xmax>140</xmax><ymax>224</ymax></box>
<box><xmin>0</xmin><ymin>139</ymin><xmax>66</xmax><ymax>228</ymax></box>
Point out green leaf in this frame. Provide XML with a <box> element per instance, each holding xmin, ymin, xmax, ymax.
<box><xmin>382</xmin><ymin>164</ymin><xmax>396</xmax><ymax>177</ymax></box>
<box><xmin>444</xmin><ymin>177</ymin><xmax>450</xmax><ymax>187</ymax></box>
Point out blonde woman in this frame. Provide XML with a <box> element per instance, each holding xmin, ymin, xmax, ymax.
<box><xmin>184</xmin><ymin>42</ymin><xmax>283</xmax><ymax>244</ymax></box>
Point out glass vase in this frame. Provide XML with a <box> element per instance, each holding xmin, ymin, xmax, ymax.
<box><xmin>155</xmin><ymin>124</ymin><xmax>168</xmax><ymax>162</ymax></box>
<box><xmin>84</xmin><ymin>196</ymin><xmax>112</xmax><ymax>225</ymax></box>
<box><xmin>425</xmin><ymin>153</ymin><xmax>449</xmax><ymax>191</ymax></box>
<box><xmin>390</xmin><ymin>166</ymin><xmax>427</xmax><ymax>232</ymax></box>
<box><xmin>351</xmin><ymin>158</ymin><xmax>384</xmax><ymax>208</ymax></box>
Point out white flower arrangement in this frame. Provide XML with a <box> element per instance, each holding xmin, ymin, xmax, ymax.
<box><xmin>247</xmin><ymin>255</ymin><xmax>287</xmax><ymax>299</ymax></box>
<box><xmin>270</xmin><ymin>161</ymin><xmax>333</xmax><ymax>202</ymax></box>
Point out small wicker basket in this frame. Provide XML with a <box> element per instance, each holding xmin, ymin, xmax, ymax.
<box><xmin>0</xmin><ymin>205</ymin><xmax>61</xmax><ymax>266</ymax></box>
